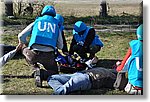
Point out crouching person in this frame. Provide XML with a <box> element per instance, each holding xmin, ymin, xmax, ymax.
<box><xmin>115</xmin><ymin>24</ymin><xmax>143</xmax><ymax>95</ymax></box>
<box><xmin>18</xmin><ymin>5</ymin><xmax>63</xmax><ymax>87</ymax></box>
<box><xmin>69</xmin><ymin>21</ymin><xmax>104</xmax><ymax>60</ymax></box>
<box><xmin>47</xmin><ymin>67</ymin><xmax>116</xmax><ymax>95</ymax></box>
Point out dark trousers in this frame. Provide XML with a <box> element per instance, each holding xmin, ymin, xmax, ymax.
<box><xmin>72</xmin><ymin>44</ymin><xmax>101</xmax><ymax>59</ymax></box>
<box><xmin>22</xmin><ymin>47</ymin><xmax>58</xmax><ymax>74</ymax></box>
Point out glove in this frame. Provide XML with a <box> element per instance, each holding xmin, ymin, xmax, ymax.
<box><xmin>77</xmin><ymin>41</ymin><xmax>84</xmax><ymax>46</ymax></box>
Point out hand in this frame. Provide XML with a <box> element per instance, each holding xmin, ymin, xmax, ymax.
<box><xmin>77</xmin><ymin>41</ymin><xmax>84</xmax><ymax>46</ymax></box>
<box><xmin>116</xmin><ymin>61</ymin><xmax>121</xmax><ymax>67</ymax></box>
<box><xmin>16</xmin><ymin>43</ymin><xmax>23</xmax><ymax>51</ymax></box>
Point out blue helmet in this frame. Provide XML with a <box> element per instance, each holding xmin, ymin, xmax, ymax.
<box><xmin>41</xmin><ymin>5</ymin><xmax>56</xmax><ymax>17</ymax></box>
<box><xmin>136</xmin><ymin>24</ymin><xmax>143</xmax><ymax>40</ymax></box>
<box><xmin>74</xmin><ymin>21</ymin><xmax>87</xmax><ymax>32</ymax></box>
<box><xmin>55</xmin><ymin>14</ymin><xmax>64</xmax><ymax>25</ymax></box>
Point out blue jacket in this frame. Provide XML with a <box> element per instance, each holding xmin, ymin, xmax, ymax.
<box><xmin>28</xmin><ymin>15</ymin><xmax>59</xmax><ymax>49</ymax></box>
<box><xmin>73</xmin><ymin>26</ymin><xmax>103</xmax><ymax>47</ymax></box>
<box><xmin>127</xmin><ymin>40</ymin><xmax>143</xmax><ymax>88</ymax></box>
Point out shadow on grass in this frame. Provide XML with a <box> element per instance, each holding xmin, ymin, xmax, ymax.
<box><xmin>0</xmin><ymin>75</ymin><xmax>33</xmax><ymax>84</ymax></box>
<box><xmin>70</xmin><ymin>88</ymin><xmax>112</xmax><ymax>95</ymax></box>
<box><xmin>1</xmin><ymin>59</ymin><xmax>120</xmax><ymax>80</ymax></box>
<box><xmin>1</xmin><ymin>75</ymin><xmax>33</xmax><ymax>84</ymax></box>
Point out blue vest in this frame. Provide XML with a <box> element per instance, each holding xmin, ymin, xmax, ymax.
<box><xmin>29</xmin><ymin>15</ymin><xmax>59</xmax><ymax>49</ymax></box>
<box><xmin>73</xmin><ymin>27</ymin><xmax>104</xmax><ymax>47</ymax></box>
<box><xmin>127</xmin><ymin>40</ymin><xmax>143</xmax><ymax>87</ymax></box>
<box><xmin>59</xmin><ymin>25</ymin><xmax>64</xmax><ymax>32</ymax></box>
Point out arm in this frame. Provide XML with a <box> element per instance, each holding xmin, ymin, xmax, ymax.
<box><xmin>116</xmin><ymin>48</ymin><xmax>132</xmax><ymax>72</ymax></box>
<box><xmin>61</xmin><ymin>31</ymin><xmax>68</xmax><ymax>53</ymax></box>
<box><xmin>69</xmin><ymin>36</ymin><xmax>77</xmax><ymax>55</ymax></box>
<box><xmin>0</xmin><ymin>50</ymin><xmax>16</xmax><ymax>67</ymax></box>
<box><xmin>0</xmin><ymin>43</ymin><xmax>22</xmax><ymax>67</ymax></box>
<box><xmin>83</xmin><ymin>28</ymin><xmax>95</xmax><ymax>47</ymax></box>
<box><xmin>18</xmin><ymin>22</ymin><xmax>34</xmax><ymax>44</ymax></box>
<box><xmin>56</xmin><ymin>30</ymin><xmax>63</xmax><ymax>50</ymax></box>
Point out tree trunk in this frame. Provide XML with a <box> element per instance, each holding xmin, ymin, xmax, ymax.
<box><xmin>139</xmin><ymin>1</ymin><xmax>143</xmax><ymax>24</ymax></box>
<box><xmin>5</xmin><ymin>1</ymin><xmax>13</xmax><ymax>16</ymax></box>
<box><xmin>18</xmin><ymin>2</ymin><xmax>22</xmax><ymax>15</ymax></box>
<box><xmin>100</xmin><ymin>0</ymin><xmax>107</xmax><ymax>17</ymax></box>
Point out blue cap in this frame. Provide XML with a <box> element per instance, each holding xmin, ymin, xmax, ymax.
<box><xmin>74</xmin><ymin>21</ymin><xmax>87</xmax><ymax>32</ymax></box>
<box><xmin>136</xmin><ymin>24</ymin><xmax>143</xmax><ymax>40</ymax></box>
<box><xmin>41</xmin><ymin>5</ymin><xmax>56</xmax><ymax>17</ymax></box>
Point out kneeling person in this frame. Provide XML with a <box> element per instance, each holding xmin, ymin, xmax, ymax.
<box><xmin>69</xmin><ymin>21</ymin><xmax>104</xmax><ymax>60</ymax></box>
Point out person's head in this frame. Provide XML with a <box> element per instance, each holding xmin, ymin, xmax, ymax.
<box><xmin>41</xmin><ymin>5</ymin><xmax>56</xmax><ymax>17</ymax></box>
<box><xmin>54</xmin><ymin>14</ymin><xmax>64</xmax><ymax>26</ymax></box>
<box><xmin>73</xmin><ymin>21</ymin><xmax>87</xmax><ymax>35</ymax></box>
<box><xmin>136</xmin><ymin>24</ymin><xmax>143</xmax><ymax>41</ymax></box>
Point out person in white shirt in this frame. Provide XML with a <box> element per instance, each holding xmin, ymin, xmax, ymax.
<box><xmin>18</xmin><ymin>5</ymin><xmax>63</xmax><ymax>87</ymax></box>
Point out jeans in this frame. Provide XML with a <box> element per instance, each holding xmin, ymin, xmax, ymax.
<box><xmin>47</xmin><ymin>72</ymin><xmax>92</xmax><ymax>95</ymax></box>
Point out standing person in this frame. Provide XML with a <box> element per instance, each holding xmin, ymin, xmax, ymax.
<box><xmin>115</xmin><ymin>24</ymin><xmax>143</xmax><ymax>95</ymax></box>
<box><xmin>47</xmin><ymin>67</ymin><xmax>116</xmax><ymax>95</ymax></box>
<box><xmin>54</xmin><ymin>14</ymin><xmax>68</xmax><ymax>55</ymax></box>
<box><xmin>18</xmin><ymin>5</ymin><xmax>63</xmax><ymax>87</ymax></box>
<box><xmin>69</xmin><ymin>21</ymin><xmax>103</xmax><ymax>61</ymax></box>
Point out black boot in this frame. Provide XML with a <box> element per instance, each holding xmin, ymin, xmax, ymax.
<box><xmin>40</xmin><ymin>69</ymin><xmax>52</xmax><ymax>81</ymax></box>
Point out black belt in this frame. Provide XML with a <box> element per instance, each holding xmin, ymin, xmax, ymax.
<box><xmin>32</xmin><ymin>50</ymin><xmax>54</xmax><ymax>54</ymax></box>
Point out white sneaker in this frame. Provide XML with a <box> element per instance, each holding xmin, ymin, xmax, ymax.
<box><xmin>125</xmin><ymin>82</ymin><xmax>142</xmax><ymax>95</ymax></box>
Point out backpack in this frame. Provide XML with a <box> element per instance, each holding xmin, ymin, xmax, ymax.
<box><xmin>113</xmin><ymin>72</ymin><xmax>128</xmax><ymax>90</ymax></box>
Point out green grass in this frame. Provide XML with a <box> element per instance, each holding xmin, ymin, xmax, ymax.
<box><xmin>0</xmin><ymin>1</ymin><xmax>140</xmax><ymax>95</ymax></box>
<box><xmin>96</xmin><ymin>32</ymin><xmax>136</xmax><ymax>59</ymax></box>
<box><xmin>0</xmin><ymin>25</ymin><xmax>136</xmax><ymax>95</ymax></box>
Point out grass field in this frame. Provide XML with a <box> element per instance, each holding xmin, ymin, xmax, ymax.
<box><xmin>0</xmin><ymin>1</ymin><xmax>140</xmax><ymax>95</ymax></box>
<box><xmin>0</xmin><ymin>25</ymin><xmax>136</xmax><ymax>95</ymax></box>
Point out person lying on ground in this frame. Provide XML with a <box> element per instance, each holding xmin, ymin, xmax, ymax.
<box><xmin>0</xmin><ymin>43</ymin><xmax>22</xmax><ymax>67</ymax></box>
<box><xmin>47</xmin><ymin>67</ymin><xmax>117</xmax><ymax>95</ymax></box>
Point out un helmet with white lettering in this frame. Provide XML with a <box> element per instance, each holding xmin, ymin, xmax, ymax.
<box><xmin>41</xmin><ymin>5</ymin><xmax>56</xmax><ymax>17</ymax></box>
<box><xmin>136</xmin><ymin>24</ymin><xmax>143</xmax><ymax>40</ymax></box>
<box><xmin>74</xmin><ymin>21</ymin><xmax>87</xmax><ymax>32</ymax></box>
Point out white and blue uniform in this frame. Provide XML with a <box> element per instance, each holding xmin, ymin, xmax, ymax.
<box><xmin>127</xmin><ymin>40</ymin><xmax>143</xmax><ymax>88</ymax></box>
<box><xmin>18</xmin><ymin>6</ymin><xmax>63</xmax><ymax>51</ymax></box>
<box><xmin>18</xmin><ymin>5</ymin><xmax>63</xmax><ymax>73</ymax></box>
<box><xmin>73</xmin><ymin>26</ymin><xmax>104</xmax><ymax>47</ymax></box>
<box><xmin>29</xmin><ymin>15</ymin><xmax>59</xmax><ymax>49</ymax></box>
